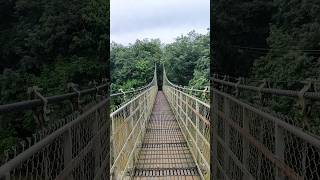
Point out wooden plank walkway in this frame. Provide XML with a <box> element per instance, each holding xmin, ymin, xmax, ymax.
<box><xmin>133</xmin><ymin>91</ymin><xmax>200</xmax><ymax>180</ymax></box>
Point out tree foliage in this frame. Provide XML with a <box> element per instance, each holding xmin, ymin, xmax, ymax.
<box><xmin>0</xmin><ymin>0</ymin><xmax>108</xmax><ymax>153</ymax></box>
<box><xmin>110</xmin><ymin>39</ymin><xmax>162</xmax><ymax>91</ymax></box>
<box><xmin>163</xmin><ymin>31</ymin><xmax>209</xmax><ymax>88</ymax></box>
<box><xmin>252</xmin><ymin>0</ymin><xmax>320</xmax><ymax>81</ymax></box>
<box><xmin>214</xmin><ymin>0</ymin><xmax>320</xmax><ymax>135</ymax></box>
<box><xmin>214</xmin><ymin>0</ymin><xmax>320</xmax><ymax>80</ymax></box>
<box><xmin>110</xmin><ymin>31</ymin><xmax>209</xmax><ymax>92</ymax></box>
<box><xmin>1</xmin><ymin>0</ymin><xmax>108</xmax><ymax>101</ymax></box>
<box><xmin>213</xmin><ymin>0</ymin><xmax>274</xmax><ymax>77</ymax></box>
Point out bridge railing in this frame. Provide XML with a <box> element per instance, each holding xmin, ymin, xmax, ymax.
<box><xmin>0</xmin><ymin>81</ymin><xmax>109</xmax><ymax>129</ymax></box>
<box><xmin>165</xmin><ymin>83</ymin><xmax>210</xmax><ymax>103</ymax></box>
<box><xmin>0</xmin><ymin>66</ymin><xmax>158</xmax><ymax>180</ymax></box>
<box><xmin>163</xmin><ymin>67</ymin><xmax>210</xmax><ymax>179</ymax></box>
<box><xmin>211</xmin><ymin>75</ymin><xmax>320</xmax><ymax>180</ymax></box>
<box><xmin>0</xmin><ymin>81</ymin><xmax>109</xmax><ymax>168</ymax></box>
<box><xmin>0</xmin><ymin>94</ymin><xmax>110</xmax><ymax>179</ymax></box>
<box><xmin>110</xmin><ymin>80</ymin><xmax>154</xmax><ymax>111</ymax></box>
<box><xmin>110</xmin><ymin>67</ymin><xmax>158</xmax><ymax>179</ymax></box>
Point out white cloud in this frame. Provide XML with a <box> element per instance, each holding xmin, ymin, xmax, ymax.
<box><xmin>111</xmin><ymin>0</ymin><xmax>209</xmax><ymax>45</ymax></box>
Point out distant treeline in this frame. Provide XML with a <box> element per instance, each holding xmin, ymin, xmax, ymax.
<box><xmin>110</xmin><ymin>30</ymin><xmax>210</xmax><ymax>92</ymax></box>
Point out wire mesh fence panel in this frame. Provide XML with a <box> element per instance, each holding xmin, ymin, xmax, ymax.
<box><xmin>0</xmin><ymin>66</ymin><xmax>159</xmax><ymax>180</ymax></box>
<box><xmin>110</xmin><ymin>68</ymin><xmax>158</xmax><ymax>179</ymax></box>
<box><xmin>0</xmin><ymin>97</ymin><xmax>109</xmax><ymax>180</ymax></box>
<box><xmin>212</xmin><ymin>87</ymin><xmax>320</xmax><ymax>180</ymax></box>
<box><xmin>163</xmin><ymin>67</ymin><xmax>210</xmax><ymax>179</ymax></box>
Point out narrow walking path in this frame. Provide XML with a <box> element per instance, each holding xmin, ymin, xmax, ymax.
<box><xmin>133</xmin><ymin>91</ymin><xmax>200</xmax><ymax>180</ymax></box>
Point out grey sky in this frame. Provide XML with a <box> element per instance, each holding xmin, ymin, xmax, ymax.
<box><xmin>111</xmin><ymin>0</ymin><xmax>210</xmax><ymax>45</ymax></box>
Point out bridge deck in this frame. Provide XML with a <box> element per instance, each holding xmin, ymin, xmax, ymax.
<box><xmin>133</xmin><ymin>91</ymin><xmax>200</xmax><ymax>180</ymax></box>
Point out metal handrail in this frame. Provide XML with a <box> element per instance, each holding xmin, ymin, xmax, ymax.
<box><xmin>211</xmin><ymin>75</ymin><xmax>320</xmax><ymax>180</ymax></box>
<box><xmin>0</xmin><ymin>84</ymin><xmax>108</xmax><ymax>112</ymax></box>
<box><xmin>110</xmin><ymin>77</ymin><xmax>154</xmax><ymax>97</ymax></box>
<box><xmin>163</xmin><ymin>66</ymin><xmax>210</xmax><ymax>180</ymax></box>
<box><xmin>211</xmin><ymin>75</ymin><xmax>320</xmax><ymax>100</ymax></box>
<box><xmin>0</xmin><ymin>96</ymin><xmax>110</xmax><ymax>179</ymax></box>
<box><xmin>0</xmin><ymin>65</ymin><xmax>158</xmax><ymax>180</ymax></box>
<box><xmin>110</xmin><ymin>65</ymin><xmax>158</xmax><ymax>179</ymax></box>
<box><xmin>164</xmin><ymin>72</ymin><xmax>209</xmax><ymax>93</ymax></box>
<box><xmin>0</xmin><ymin>82</ymin><xmax>153</xmax><ymax>113</ymax></box>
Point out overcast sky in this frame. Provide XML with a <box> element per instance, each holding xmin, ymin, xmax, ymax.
<box><xmin>111</xmin><ymin>0</ymin><xmax>210</xmax><ymax>45</ymax></box>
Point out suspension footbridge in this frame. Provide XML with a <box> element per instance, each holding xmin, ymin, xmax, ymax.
<box><xmin>110</xmin><ymin>67</ymin><xmax>209</xmax><ymax>179</ymax></box>
<box><xmin>0</xmin><ymin>66</ymin><xmax>319</xmax><ymax>180</ymax></box>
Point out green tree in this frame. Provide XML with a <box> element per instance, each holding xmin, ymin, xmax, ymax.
<box><xmin>0</xmin><ymin>0</ymin><xmax>108</xmax><ymax>154</ymax></box>
<box><xmin>213</xmin><ymin>0</ymin><xmax>274</xmax><ymax>76</ymax></box>
<box><xmin>163</xmin><ymin>31</ymin><xmax>209</xmax><ymax>86</ymax></box>
<box><xmin>110</xmin><ymin>39</ymin><xmax>162</xmax><ymax>91</ymax></box>
<box><xmin>252</xmin><ymin>0</ymin><xmax>320</xmax><ymax>81</ymax></box>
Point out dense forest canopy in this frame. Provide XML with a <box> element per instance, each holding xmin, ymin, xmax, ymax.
<box><xmin>163</xmin><ymin>31</ymin><xmax>210</xmax><ymax>88</ymax></box>
<box><xmin>213</xmin><ymin>0</ymin><xmax>273</xmax><ymax>77</ymax></box>
<box><xmin>213</xmin><ymin>0</ymin><xmax>320</xmax><ymax>137</ymax></box>
<box><xmin>110</xmin><ymin>30</ymin><xmax>210</xmax><ymax>92</ymax></box>
<box><xmin>213</xmin><ymin>0</ymin><xmax>320</xmax><ymax>80</ymax></box>
<box><xmin>110</xmin><ymin>39</ymin><xmax>162</xmax><ymax>91</ymax></box>
<box><xmin>252</xmin><ymin>0</ymin><xmax>320</xmax><ymax>81</ymax></box>
<box><xmin>0</xmin><ymin>0</ymin><xmax>108</xmax><ymax>103</ymax></box>
<box><xmin>0</xmin><ymin>0</ymin><xmax>108</xmax><ymax>153</ymax></box>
